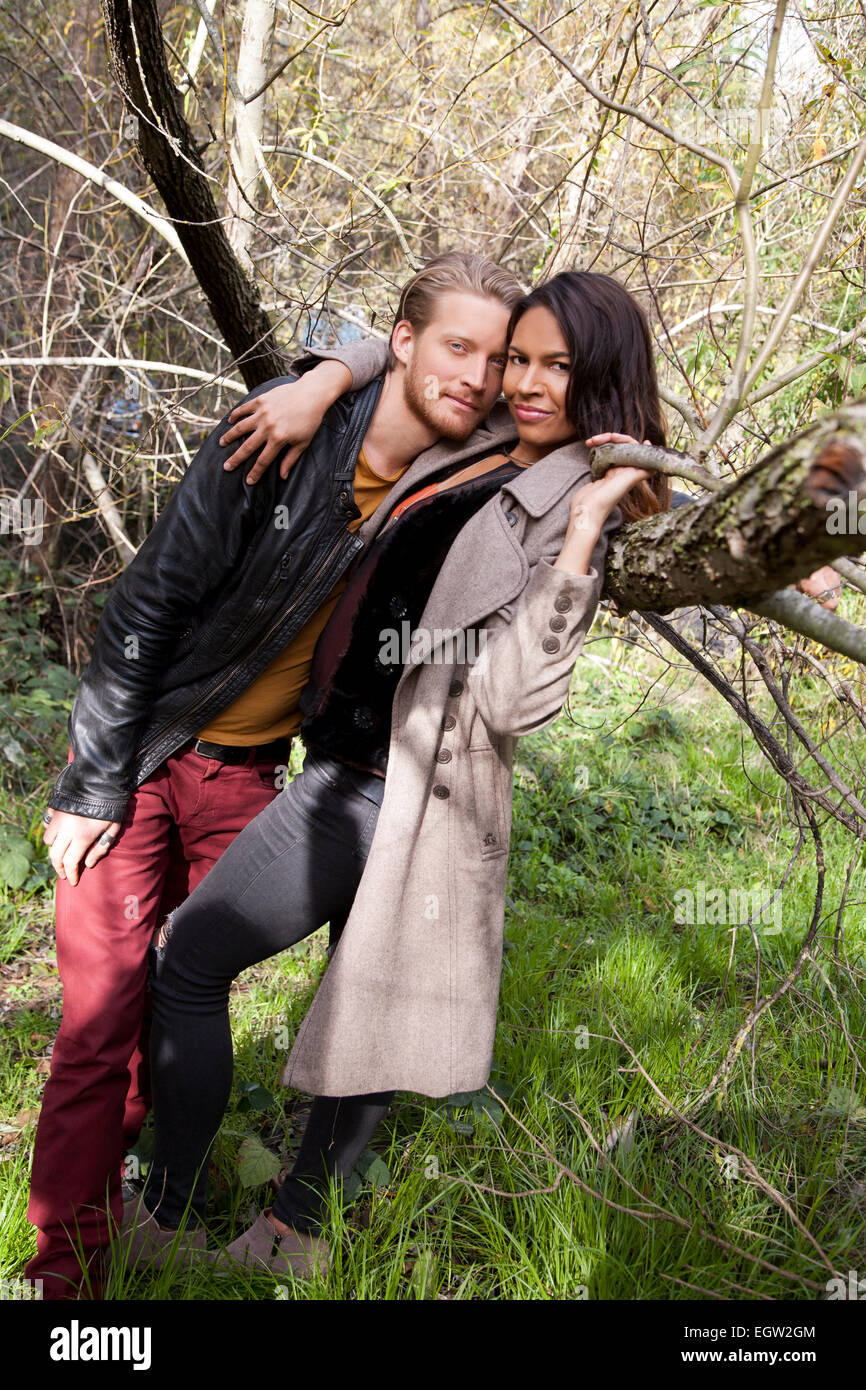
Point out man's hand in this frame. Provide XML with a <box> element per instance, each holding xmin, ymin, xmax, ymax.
<box><xmin>42</xmin><ymin>810</ymin><xmax>122</xmax><ymax>886</ymax></box>
<box><xmin>793</xmin><ymin>565</ymin><xmax>842</xmax><ymax>611</ymax></box>
<box><xmin>221</xmin><ymin>360</ymin><xmax>354</xmax><ymax>484</ymax></box>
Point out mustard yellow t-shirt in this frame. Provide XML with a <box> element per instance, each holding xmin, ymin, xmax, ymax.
<box><xmin>196</xmin><ymin>448</ymin><xmax>406</xmax><ymax>744</ymax></box>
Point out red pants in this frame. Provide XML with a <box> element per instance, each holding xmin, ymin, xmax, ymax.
<box><xmin>25</xmin><ymin>744</ymin><xmax>281</xmax><ymax>1299</ymax></box>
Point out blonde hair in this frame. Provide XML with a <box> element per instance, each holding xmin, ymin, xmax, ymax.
<box><xmin>388</xmin><ymin>251</ymin><xmax>523</xmax><ymax>368</ymax></box>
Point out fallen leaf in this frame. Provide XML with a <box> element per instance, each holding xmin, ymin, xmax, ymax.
<box><xmin>7</xmin><ymin>1107</ymin><xmax>39</xmax><ymax>1131</ymax></box>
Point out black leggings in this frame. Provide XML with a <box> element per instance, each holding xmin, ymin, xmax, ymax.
<box><xmin>143</xmin><ymin>748</ymin><xmax>394</xmax><ymax>1233</ymax></box>
<box><xmin>273</xmin><ymin>1092</ymin><xmax>394</xmax><ymax>1232</ymax></box>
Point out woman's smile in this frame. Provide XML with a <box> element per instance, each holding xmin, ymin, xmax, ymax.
<box><xmin>512</xmin><ymin>403</ymin><xmax>555</xmax><ymax>422</ymax></box>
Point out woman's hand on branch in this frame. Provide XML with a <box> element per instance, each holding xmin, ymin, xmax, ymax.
<box><xmin>554</xmin><ymin>445</ymin><xmax>651</xmax><ymax>577</ymax></box>
<box><xmin>585</xmin><ymin>432</ymin><xmax>649</xmax><ymax>451</ymax></box>
<box><xmin>577</xmin><ymin>432</ymin><xmax>652</xmax><ymax>522</ymax></box>
<box><xmin>586</xmin><ymin>431</ymin><xmax>717</xmax><ymax>493</ymax></box>
<box><xmin>221</xmin><ymin>360</ymin><xmax>354</xmax><ymax>483</ymax></box>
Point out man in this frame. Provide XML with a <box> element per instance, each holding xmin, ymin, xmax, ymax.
<box><xmin>28</xmin><ymin>251</ymin><xmax>523</xmax><ymax>1299</ymax></box>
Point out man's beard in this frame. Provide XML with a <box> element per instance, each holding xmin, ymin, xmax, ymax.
<box><xmin>402</xmin><ymin>356</ymin><xmax>483</xmax><ymax>442</ymax></box>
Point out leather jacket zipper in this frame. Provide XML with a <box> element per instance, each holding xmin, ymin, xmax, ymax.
<box><xmin>136</xmin><ymin>529</ymin><xmax>362</xmax><ymax>762</ymax></box>
<box><xmin>256</xmin><ymin>549</ymin><xmax>293</xmax><ymax>610</ymax></box>
<box><xmin>219</xmin><ymin>550</ymin><xmax>293</xmax><ymax>660</ymax></box>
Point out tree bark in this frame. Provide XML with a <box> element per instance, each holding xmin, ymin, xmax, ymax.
<box><xmin>599</xmin><ymin>408</ymin><xmax>866</xmax><ymax>616</ymax></box>
<box><xmin>100</xmin><ymin>0</ymin><xmax>284</xmax><ymax>387</ymax></box>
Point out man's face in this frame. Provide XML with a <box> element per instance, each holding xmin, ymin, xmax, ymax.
<box><xmin>394</xmin><ymin>291</ymin><xmax>510</xmax><ymax>440</ymax></box>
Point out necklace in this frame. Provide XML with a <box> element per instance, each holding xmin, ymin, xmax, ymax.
<box><xmin>502</xmin><ymin>449</ymin><xmax>533</xmax><ymax>469</ymax></box>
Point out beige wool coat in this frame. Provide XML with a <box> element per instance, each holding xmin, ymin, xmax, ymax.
<box><xmin>279</xmin><ymin>340</ymin><xmax>621</xmax><ymax>1097</ymax></box>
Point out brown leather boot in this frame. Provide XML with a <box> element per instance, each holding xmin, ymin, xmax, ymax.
<box><xmin>117</xmin><ymin>1195</ymin><xmax>207</xmax><ymax>1272</ymax></box>
<box><xmin>215</xmin><ymin>1209</ymin><xmax>329</xmax><ymax>1280</ymax></box>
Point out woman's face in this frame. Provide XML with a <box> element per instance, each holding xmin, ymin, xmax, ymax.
<box><xmin>502</xmin><ymin>304</ymin><xmax>577</xmax><ymax>461</ymax></box>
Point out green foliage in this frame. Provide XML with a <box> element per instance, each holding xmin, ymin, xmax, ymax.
<box><xmin>0</xmin><ymin>559</ymin><xmax>75</xmax><ymax>807</ymax></box>
<box><xmin>237</xmin><ymin>1135</ymin><xmax>282</xmax><ymax>1189</ymax></box>
<box><xmin>821</xmin><ymin>1084</ymin><xmax>866</xmax><ymax>1122</ymax></box>
<box><xmin>438</xmin><ymin>1078</ymin><xmax>514</xmax><ymax>1134</ymax></box>
<box><xmin>0</xmin><ymin>831</ymin><xmax>33</xmax><ymax>891</ymax></box>
<box><xmin>354</xmin><ymin>1148</ymin><xmax>391</xmax><ymax>1189</ymax></box>
<box><xmin>3</xmin><ymin>639</ymin><xmax>864</xmax><ymax>1301</ymax></box>
<box><xmin>510</xmin><ymin>726</ymin><xmax>746</xmax><ymax>911</ymax></box>
<box><xmin>235</xmin><ymin>1079</ymin><xmax>275</xmax><ymax>1113</ymax></box>
<box><xmin>815</xmin><ymin>352</ymin><xmax>866</xmax><ymax>408</ymax></box>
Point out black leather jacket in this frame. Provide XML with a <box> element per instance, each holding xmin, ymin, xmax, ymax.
<box><xmin>49</xmin><ymin>373</ymin><xmax>383</xmax><ymax>822</ymax></box>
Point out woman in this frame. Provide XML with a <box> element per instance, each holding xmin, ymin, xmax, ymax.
<box><xmin>129</xmin><ymin>271</ymin><xmax>670</xmax><ymax>1277</ymax></box>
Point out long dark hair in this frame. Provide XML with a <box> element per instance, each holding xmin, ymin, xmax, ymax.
<box><xmin>506</xmin><ymin>271</ymin><xmax>670</xmax><ymax>523</ymax></box>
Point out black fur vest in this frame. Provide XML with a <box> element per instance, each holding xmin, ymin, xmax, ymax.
<box><xmin>299</xmin><ymin>460</ymin><xmax>520</xmax><ymax>775</ymax></box>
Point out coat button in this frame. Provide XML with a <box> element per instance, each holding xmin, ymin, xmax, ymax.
<box><xmin>549</xmin><ymin>615</ymin><xmax>567</xmax><ymax>632</ymax></box>
<box><xmin>542</xmin><ymin>636</ymin><xmax>561</xmax><ymax>654</ymax></box>
<box><xmin>505</xmin><ymin>510</ymin><xmax>517</xmax><ymax>527</ymax></box>
<box><xmin>436</xmin><ymin>749</ymin><xmax>452</xmax><ymax>763</ymax></box>
<box><xmin>554</xmin><ymin>595</ymin><xmax>573</xmax><ymax>613</ymax></box>
<box><xmin>353</xmin><ymin>706</ymin><xmax>375</xmax><ymax>729</ymax></box>
<box><xmin>433</xmin><ymin>784</ymin><xmax>450</xmax><ymax>799</ymax></box>
<box><xmin>441</xmin><ymin>715</ymin><xmax>456</xmax><ymax>731</ymax></box>
<box><xmin>448</xmin><ymin>680</ymin><xmax>463</xmax><ymax>697</ymax></box>
<box><xmin>389</xmin><ymin>595</ymin><xmax>408</xmax><ymax>619</ymax></box>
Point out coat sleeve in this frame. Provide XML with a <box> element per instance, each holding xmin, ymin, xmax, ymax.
<box><xmin>466</xmin><ymin>516</ymin><xmax>615</xmax><ymax>739</ymax></box>
<box><xmin>290</xmin><ymin>337</ymin><xmax>390</xmax><ymax>390</ymax></box>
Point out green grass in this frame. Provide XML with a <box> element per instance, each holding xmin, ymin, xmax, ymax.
<box><xmin>1</xmin><ymin>625</ymin><xmax>865</xmax><ymax>1300</ymax></box>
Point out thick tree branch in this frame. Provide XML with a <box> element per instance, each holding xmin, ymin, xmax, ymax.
<box><xmin>595</xmin><ymin>409</ymin><xmax>866</xmax><ymax>628</ymax></box>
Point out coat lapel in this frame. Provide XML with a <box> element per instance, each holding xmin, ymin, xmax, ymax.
<box><xmin>499</xmin><ymin>439</ymin><xmax>591</xmax><ymax>517</ymax></box>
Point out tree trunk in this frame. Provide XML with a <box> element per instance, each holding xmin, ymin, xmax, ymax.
<box><xmin>100</xmin><ymin>0</ymin><xmax>284</xmax><ymax>387</ymax></box>
<box><xmin>227</xmin><ymin>0</ymin><xmax>278</xmax><ymax>267</ymax></box>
